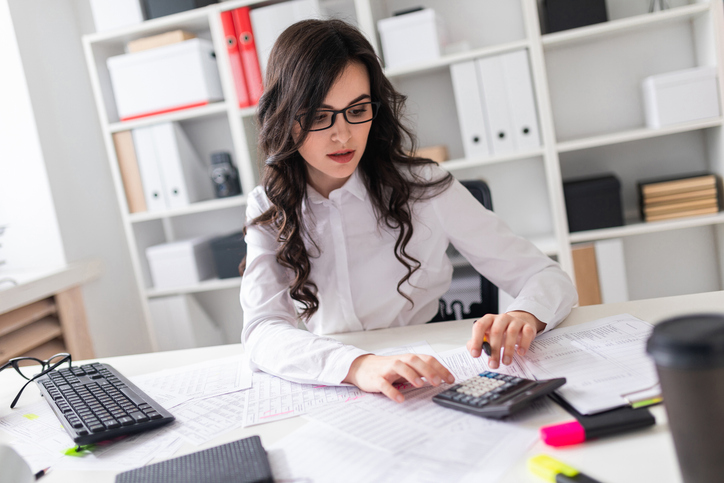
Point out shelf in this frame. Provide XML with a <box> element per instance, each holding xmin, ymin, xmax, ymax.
<box><xmin>439</xmin><ymin>148</ymin><xmax>545</xmax><ymax>171</ymax></box>
<box><xmin>238</xmin><ymin>106</ymin><xmax>258</xmax><ymax>119</ymax></box>
<box><xmin>128</xmin><ymin>195</ymin><xmax>247</xmax><ymax>223</ymax></box>
<box><xmin>556</xmin><ymin>118</ymin><xmax>723</xmax><ymax>153</ymax></box>
<box><xmin>84</xmin><ymin>0</ymin><xmax>258</xmax><ymax>46</ymax></box>
<box><xmin>0</xmin><ymin>260</ymin><xmax>102</xmax><ymax>315</ymax></box>
<box><xmin>542</xmin><ymin>3</ymin><xmax>711</xmax><ymax>48</ymax></box>
<box><xmin>108</xmin><ymin>102</ymin><xmax>229</xmax><ymax>133</ymax></box>
<box><xmin>384</xmin><ymin>39</ymin><xmax>530</xmax><ymax>79</ymax></box>
<box><xmin>23</xmin><ymin>338</ymin><xmax>68</xmax><ymax>361</ymax></box>
<box><xmin>0</xmin><ymin>317</ymin><xmax>63</xmax><ymax>362</ymax></box>
<box><xmin>146</xmin><ymin>277</ymin><xmax>242</xmax><ymax>298</ymax></box>
<box><xmin>0</xmin><ymin>298</ymin><xmax>56</xmax><ymax>338</ymax></box>
<box><xmin>569</xmin><ymin>212</ymin><xmax>724</xmax><ymax>244</ymax></box>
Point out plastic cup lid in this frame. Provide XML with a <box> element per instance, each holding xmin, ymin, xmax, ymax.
<box><xmin>646</xmin><ymin>313</ymin><xmax>724</xmax><ymax>369</ymax></box>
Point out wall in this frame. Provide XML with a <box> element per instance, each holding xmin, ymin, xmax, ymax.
<box><xmin>0</xmin><ymin>0</ymin><xmax>65</xmax><ymax>271</ymax></box>
<box><xmin>2</xmin><ymin>0</ymin><xmax>152</xmax><ymax>356</ymax></box>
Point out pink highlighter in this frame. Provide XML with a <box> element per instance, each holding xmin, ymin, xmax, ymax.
<box><xmin>540</xmin><ymin>420</ymin><xmax>587</xmax><ymax>446</ymax></box>
<box><xmin>539</xmin><ymin>407</ymin><xmax>656</xmax><ymax>447</ymax></box>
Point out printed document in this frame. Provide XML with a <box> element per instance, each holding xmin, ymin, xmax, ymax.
<box><xmin>438</xmin><ymin>346</ymin><xmax>535</xmax><ymax>381</ymax></box>
<box><xmin>272</xmin><ymin>383</ymin><xmax>537</xmax><ymax>483</ymax></box>
<box><xmin>132</xmin><ymin>355</ymin><xmax>252</xmax><ymax>405</ymax></box>
<box><xmin>242</xmin><ymin>342</ymin><xmax>436</xmax><ymax>426</ymax></box>
<box><xmin>524</xmin><ymin>313</ymin><xmax>658</xmax><ymax>414</ymax></box>
<box><xmin>242</xmin><ymin>371</ymin><xmax>365</xmax><ymax>426</ymax></box>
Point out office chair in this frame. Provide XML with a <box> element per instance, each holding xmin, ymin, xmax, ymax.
<box><xmin>428</xmin><ymin>179</ymin><xmax>499</xmax><ymax>322</ymax></box>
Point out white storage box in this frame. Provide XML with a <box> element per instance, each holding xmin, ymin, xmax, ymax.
<box><xmin>107</xmin><ymin>38</ymin><xmax>224</xmax><ymax>121</ymax></box>
<box><xmin>377</xmin><ymin>9</ymin><xmax>447</xmax><ymax>70</ymax></box>
<box><xmin>146</xmin><ymin>236</ymin><xmax>216</xmax><ymax>289</ymax></box>
<box><xmin>642</xmin><ymin>66</ymin><xmax>720</xmax><ymax>129</ymax></box>
<box><xmin>90</xmin><ymin>0</ymin><xmax>144</xmax><ymax>33</ymax></box>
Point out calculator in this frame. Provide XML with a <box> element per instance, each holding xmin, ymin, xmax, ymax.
<box><xmin>432</xmin><ymin>371</ymin><xmax>566</xmax><ymax>419</ymax></box>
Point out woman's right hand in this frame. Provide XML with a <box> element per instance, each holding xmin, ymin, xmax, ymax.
<box><xmin>343</xmin><ymin>353</ymin><xmax>455</xmax><ymax>403</ymax></box>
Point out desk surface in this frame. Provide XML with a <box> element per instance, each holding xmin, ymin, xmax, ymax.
<box><xmin>0</xmin><ymin>260</ymin><xmax>102</xmax><ymax>314</ymax></box>
<box><xmin>3</xmin><ymin>290</ymin><xmax>724</xmax><ymax>482</ymax></box>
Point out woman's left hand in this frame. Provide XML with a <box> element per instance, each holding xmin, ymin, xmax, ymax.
<box><xmin>467</xmin><ymin>311</ymin><xmax>546</xmax><ymax>369</ymax></box>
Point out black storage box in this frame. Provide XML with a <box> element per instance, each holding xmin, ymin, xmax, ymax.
<box><xmin>563</xmin><ymin>174</ymin><xmax>624</xmax><ymax>232</ymax></box>
<box><xmin>210</xmin><ymin>230</ymin><xmax>247</xmax><ymax>279</ymax></box>
<box><xmin>142</xmin><ymin>0</ymin><xmax>218</xmax><ymax>20</ymax></box>
<box><xmin>544</xmin><ymin>0</ymin><xmax>608</xmax><ymax>34</ymax></box>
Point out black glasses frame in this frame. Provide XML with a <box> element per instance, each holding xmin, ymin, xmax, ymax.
<box><xmin>0</xmin><ymin>352</ymin><xmax>72</xmax><ymax>408</ymax></box>
<box><xmin>296</xmin><ymin>101</ymin><xmax>381</xmax><ymax>132</ymax></box>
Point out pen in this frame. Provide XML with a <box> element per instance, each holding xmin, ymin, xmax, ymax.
<box><xmin>35</xmin><ymin>467</ymin><xmax>50</xmax><ymax>479</ymax></box>
<box><xmin>482</xmin><ymin>337</ymin><xmax>491</xmax><ymax>357</ymax></box>
<box><xmin>528</xmin><ymin>454</ymin><xmax>602</xmax><ymax>483</ymax></box>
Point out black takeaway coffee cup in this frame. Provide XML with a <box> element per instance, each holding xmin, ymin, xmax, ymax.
<box><xmin>646</xmin><ymin>314</ymin><xmax>724</xmax><ymax>483</ymax></box>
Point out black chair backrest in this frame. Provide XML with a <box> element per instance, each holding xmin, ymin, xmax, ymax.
<box><xmin>429</xmin><ymin>179</ymin><xmax>499</xmax><ymax>322</ymax></box>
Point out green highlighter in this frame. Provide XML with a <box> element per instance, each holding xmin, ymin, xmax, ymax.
<box><xmin>528</xmin><ymin>455</ymin><xmax>602</xmax><ymax>483</ymax></box>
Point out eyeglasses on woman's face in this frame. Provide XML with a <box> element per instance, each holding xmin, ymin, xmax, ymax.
<box><xmin>295</xmin><ymin>101</ymin><xmax>380</xmax><ymax>132</ymax></box>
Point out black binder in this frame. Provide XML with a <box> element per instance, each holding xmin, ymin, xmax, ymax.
<box><xmin>115</xmin><ymin>435</ymin><xmax>274</xmax><ymax>483</ymax></box>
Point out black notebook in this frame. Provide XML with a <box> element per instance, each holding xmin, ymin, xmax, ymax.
<box><xmin>115</xmin><ymin>435</ymin><xmax>274</xmax><ymax>483</ymax></box>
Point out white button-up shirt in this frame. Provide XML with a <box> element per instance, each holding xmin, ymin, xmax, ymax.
<box><xmin>240</xmin><ymin>165</ymin><xmax>577</xmax><ymax>385</ymax></box>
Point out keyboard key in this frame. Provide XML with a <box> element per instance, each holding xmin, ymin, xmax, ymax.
<box><xmin>118</xmin><ymin>416</ymin><xmax>135</xmax><ymax>426</ymax></box>
<box><xmin>129</xmin><ymin>412</ymin><xmax>149</xmax><ymax>423</ymax></box>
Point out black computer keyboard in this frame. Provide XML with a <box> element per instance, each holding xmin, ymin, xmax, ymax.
<box><xmin>432</xmin><ymin>371</ymin><xmax>566</xmax><ymax>419</ymax></box>
<box><xmin>35</xmin><ymin>362</ymin><xmax>174</xmax><ymax>445</ymax></box>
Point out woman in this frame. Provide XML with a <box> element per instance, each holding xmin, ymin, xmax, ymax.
<box><xmin>240</xmin><ymin>19</ymin><xmax>578</xmax><ymax>403</ymax></box>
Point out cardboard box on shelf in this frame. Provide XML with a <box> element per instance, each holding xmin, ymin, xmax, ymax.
<box><xmin>127</xmin><ymin>30</ymin><xmax>197</xmax><ymax>53</ymax></box>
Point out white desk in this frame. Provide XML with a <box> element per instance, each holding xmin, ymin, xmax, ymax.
<box><xmin>2</xmin><ymin>290</ymin><xmax>723</xmax><ymax>482</ymax></box>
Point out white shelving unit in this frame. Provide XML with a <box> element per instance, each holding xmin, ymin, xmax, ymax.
<box><xmin>83</xmin><ymin>0</ymin><xmax>724</xmax><ymax>350</ymax></box>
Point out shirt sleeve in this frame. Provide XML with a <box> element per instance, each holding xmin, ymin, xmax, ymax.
<box><xmin>240</xmin><ymin>189</ymin><xmax>369</xmax><ymax>385</ymax></box>
<box><xmin>432</xmin><ymin>177</ymin><xmax>578</xmax><ymax>333</ymax></box>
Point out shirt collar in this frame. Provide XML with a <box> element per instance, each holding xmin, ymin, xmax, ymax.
<box><xmin>306</xmin><ymin>168</ymin><xmax>367</xmax><ymax>204</ymax></box>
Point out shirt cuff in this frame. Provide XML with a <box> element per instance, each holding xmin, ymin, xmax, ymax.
<box><xmin>319</xmin><ymin>345</ymin><xmax>371</xmax><ymax>385</ymax></box>
<box><xmin>505</xmin><ymin>299</ymin><xmax>558</xmax><ymax>334</ymax></box>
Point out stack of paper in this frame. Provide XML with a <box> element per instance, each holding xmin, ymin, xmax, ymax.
<box><xmin>523</xmin><ymin>314</ymin><xmax>658</xmax><ymax>414</ymax></box>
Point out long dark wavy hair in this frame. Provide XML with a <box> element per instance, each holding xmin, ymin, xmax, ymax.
<box><xmin>246</xmin><ymin>18</ymin><xmax>453</xmax><ymax>320</ymax></box>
